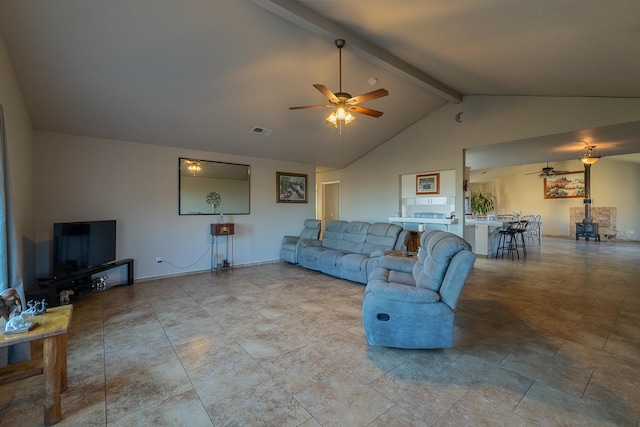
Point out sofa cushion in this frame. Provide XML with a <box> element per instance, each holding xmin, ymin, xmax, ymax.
<box><xmin>299</xmin><ymin>219</ymin><xmax>322</xmax><ymax>239</ymax></box>
<box><xmin>365</xmin><ymin>279</ymin><xmax>440</xmax><ymax>304</ymax></box>
<box><xmin>331</xmin><ymin>221</ymin><xmax>368</xmax><ymax>254</ymax></box>
<box><xmin>362</xmin><ymin>222</ymin><xmax>403</xmax><ymax>255</ymax></box>
<box><xmin>318</xmin><ymin>249</ymin><xmax>346</xmax><ymax>267</ymax></box>
<box><xmin>413</xmin><ymin>230</ymin><xmax>472</xmax><ymax>292</ymax></box>
<box><xmin>388</xmin><ymin>270</ymin><xmax>416</xmax><ymax>287</ymax></box>
<box><xmin>340</xmin><ymin>253</ymin><xmax>368</xmax><ymax>272</ymax></box>
<box><xmin>321</xmin><ymin>220</ymin><xmax>348</xmax><ymax>251</ymax></box>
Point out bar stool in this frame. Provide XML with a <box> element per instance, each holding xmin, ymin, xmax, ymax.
<box><xmin>514</xmin><ymin>220</ymin><xmax>529</xmax><ymax>257</ymax></box>
<box><xmin>496</xmin><ymin>222</ymin><xmax>519</xmax><ymax>259</ymax></box>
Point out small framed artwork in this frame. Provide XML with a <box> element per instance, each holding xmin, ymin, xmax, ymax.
<box><xmin>543</xmin><ymin>171</ymin><xmax>585</xmax><ymax>199</ymax></box>
<box><xmin>276</xmin><ymin>172</ymin><xmax>308</xmax><ymax>203</ymax></box>
<box><xmin>416</xmin><ymin>173</ymin><xmax>440</xmax><ymax>195</ymax></box>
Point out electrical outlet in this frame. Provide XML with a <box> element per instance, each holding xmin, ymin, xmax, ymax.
<box><xmin>156</xmin><ymin>257</ymin><xmax>162</xmax><ymax>263</ymax></box>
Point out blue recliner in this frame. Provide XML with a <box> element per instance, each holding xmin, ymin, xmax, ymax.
<box><xmin>362</xmin><ymin>230</ymin><xmax>476</xmax><ymax>349</ymax></box>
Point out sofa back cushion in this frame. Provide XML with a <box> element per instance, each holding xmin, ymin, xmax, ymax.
<box><xmin>299</xmin><ymin>219</ymin><xmax>322</xmax><ymax>239</ymax></box>
<box><xmin>335</xmin><ymin>221</ymin><xmax>369</xmax><ymax>253</ymax></box>
<box><xmin>321</xmin><ymin>220</ymin><xmax>348</xmax><ymax>250</ymax></box>
<box><xmin>321</xmin><ymin>220</ymin><xmax>370</xmax><ymax>253</ymax></box>
<box><xmin>413</xmin><ymin>230</ymin><xmax>472</xmax><ymax>292</ymax></box>
<box><xmin>362</xmin><ymin>222</ymin><xmax>402</xmax><ymax>255</ymax></box>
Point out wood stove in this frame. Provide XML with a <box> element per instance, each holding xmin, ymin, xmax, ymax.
<box><xmin>575</xmin><ymin>222</ymin><xmax>600</xmax><ymax>241</ymax></box>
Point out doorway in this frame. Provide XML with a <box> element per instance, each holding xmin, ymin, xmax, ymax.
<box><xmin>321</xmin><ymin>181</ymin><xmax>341</xmax><ymax>238</ymax></box>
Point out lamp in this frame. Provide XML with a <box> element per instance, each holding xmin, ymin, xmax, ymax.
<box><xmin>580</xmin><ymin>145</ymin><xmax>602</xmax><ymax>165</ymax></box>
<box><xmin>326</xmin><ymin>106</ymin><xmax>355</xmax><ymax>128</ymax></box>
<box><xmin>186</xmin><ymin>160</ymin><xmax>201</xmax><ymax>175</ymax></box>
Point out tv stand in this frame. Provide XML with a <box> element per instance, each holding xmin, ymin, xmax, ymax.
<box><xmin>39</xmin><ymin>258</ymin><xmax>134</xmax><ymax>306</ymax></box>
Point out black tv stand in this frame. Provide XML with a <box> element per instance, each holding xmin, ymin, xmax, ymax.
<box><xmin>39</xmin><ymin>258</ymin><xmax>134</xmax><ymax>306</ymax></box>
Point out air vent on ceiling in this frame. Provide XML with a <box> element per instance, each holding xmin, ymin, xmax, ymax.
<box><xmin>251</xmin><ymin>127</ymin><xmax>273</xmax><ymax>136</ymax></box>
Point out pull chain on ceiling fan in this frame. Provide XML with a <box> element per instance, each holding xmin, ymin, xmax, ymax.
<box><xmin>289</xmin><ymin>39</ymin><xmax>389</xmax><ymax>134</ymax></box>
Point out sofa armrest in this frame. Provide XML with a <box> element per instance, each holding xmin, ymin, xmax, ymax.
<box><xmin>282</xmin><ymin>235</ymin><xmax>300</xmax><ymax>245</ymax></box>
<box><xmin>298</xmin><ymin>237</ymin><xmax>321</xmax><ymax>248</ymax></box>
<box><xmin>370</xmin><ymin>249</ymin><xmax>395</xmax><ymax>258</ymax></box>
<box><xmin>377</xmin><ymin>255</ymin><xmax>416</xmax><ymax>273</ymax></box>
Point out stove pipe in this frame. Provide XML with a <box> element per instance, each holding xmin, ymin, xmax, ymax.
<box><xmin>583</xmin><ymin>163</ymin><xmax>592</xmax><ymax>223</ymax></box>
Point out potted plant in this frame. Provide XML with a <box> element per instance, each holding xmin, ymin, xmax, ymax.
<box><xmin>470</xmin><ymin>190</ymin><xmax>495</xmax><ymax>217</ymax></box>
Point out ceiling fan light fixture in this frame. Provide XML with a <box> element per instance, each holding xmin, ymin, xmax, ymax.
<box><xmin>186</xmin><ymin>160</ymin><xmax>201</xmax><ymax>175</ymax></box>
<box><xmin>344</xmin><ymin>111</ymin><xmax>355</xmax><ymax>124</ymax></box>
<box><xmin>326</xmin><ymin>106</ymin><xmax>354</xmax><ymax>128</ymax></box>
<box><xmin>290</xmin><ymin>38</ymin><xmax>388</xmax><ymax>133</ymax></box>
<box><xmin>580</xmin><ymin>146</ymin><xmax>602</xmax><ymax>165</ymax></box>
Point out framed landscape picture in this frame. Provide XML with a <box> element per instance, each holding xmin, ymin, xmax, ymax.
<box><xmin>276</xmin><ymin>172</ymin><xmax>307</xmax><ymax>203</ymax></box>
<box><xmin>416</xmin><ymin>173</ymin><xmax>440</xmax><ymax>195</ymax></box>
<box><xmin>543</xmin><ymin>171</ymin><xmax>585</xmax><ymax>199</ymax></box>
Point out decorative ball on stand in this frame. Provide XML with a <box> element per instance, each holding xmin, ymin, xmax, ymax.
<box><xmin>206</xmin><ymin>192</ymin><xmax>222</xmax><ymax>213</ymax></box>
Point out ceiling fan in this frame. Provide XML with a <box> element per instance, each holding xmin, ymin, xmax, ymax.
<box><xmin>289</xmin><ymin>39</ymin><xmax>389</xmax><ymax>131</ymax></box>
<box><xmin>525</xmin><ymin>162</ymin><xmax>571</xmax><ymax>178</ymax></box>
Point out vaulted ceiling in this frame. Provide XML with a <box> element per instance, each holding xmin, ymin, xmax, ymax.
<box><xmin>1</xmin><ymin>0</ymin><xmax>639</xmax><ymax>170</ymax></box>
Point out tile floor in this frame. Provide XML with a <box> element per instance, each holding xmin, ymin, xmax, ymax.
<box><xmin>1</xmin><ymin>236</ymin><xmax>639</xmax><ymax>426</ymax></box>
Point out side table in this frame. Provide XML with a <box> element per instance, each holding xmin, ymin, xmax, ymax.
<box><xmin>0</xmin><ymin>305</ymin><xmax>73</xmax><ymax>425</ymax></box>
<box><xmin>211</xmin><ymin>223</ymin><xmax>234</xmax><ymax>271</ymax></box>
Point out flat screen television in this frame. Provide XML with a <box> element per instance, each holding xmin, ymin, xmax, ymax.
<box><xmin>52</xmin><ymin>220</ymin><xmax>117</xmax><ymax>278</ymax></box>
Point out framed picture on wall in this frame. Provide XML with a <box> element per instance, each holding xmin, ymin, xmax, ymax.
<box><xmin>543</xmin><ymin>170</ymin><xmax>585</xmax><ymax>199</ymax></box>
<box><xmin>416</xmin><ymin>173</ymin><xmax>440</xmax><ymax>195</ymax></box>
<box><xmin>276</xmin><ymin>172</ymin><xmax>308</xmax><ymax>203</ymax></box>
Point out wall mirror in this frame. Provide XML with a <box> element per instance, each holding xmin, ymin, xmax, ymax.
<box><xmin>179</xmin><ymin>158</ymin><xmax>250</xmax><ymax>215</ymax></box>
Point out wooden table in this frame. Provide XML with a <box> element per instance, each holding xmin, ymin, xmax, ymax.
<box><xmin>0</xmin><ymin>305</ymin><xmax>73</xmax><ymax>425</ymax></box>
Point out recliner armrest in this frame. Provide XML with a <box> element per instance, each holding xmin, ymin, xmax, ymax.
<box><xmin>377</xmin><ymin>255</ymin><xmax>416</xmax><ymax>273</ymax></box>
<box><xmin>282</xmin><ymin>235</ymin><xmax>300</xmax><ymax>244</ymax></box>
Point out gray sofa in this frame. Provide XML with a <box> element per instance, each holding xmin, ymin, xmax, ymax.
<box><xmin>362</xmin><ymin>229</ymin><xmax>476</xmax><ymax>349</ymax></box>
<box><xmin>297</xmin><ymin>220</ymin><xmax>409</xmax><ymax>284</ymax></box>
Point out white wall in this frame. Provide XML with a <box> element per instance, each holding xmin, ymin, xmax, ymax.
<box><xmin>400</xmin><ymin>169</ymin><xmax>455</xmax><ymax>218</ymax></box>
<box><xmin>34</xmin><ymin>132</ymin><xmax>316</xmax><ymax>281</ymax></box>
<box><xmin>0</xmin><ymin>33</ymin><xmax>36</xmax><ymax>287</ymax></box>
<box><xmin>317</xmin><ymin>96</ymin><xmax>640</xmax><ymax>239</ymax></box>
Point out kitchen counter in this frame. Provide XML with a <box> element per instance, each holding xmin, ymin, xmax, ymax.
<box><xmin>389</xmin><ymin>217</ymin><xmax>458</xmax><ymax>231</ymax></box>
<box><xmin>464</xmin><ymin>219</ymin><xmax>510</xmax><ymax>256</ymax></box>
<box><xmin>465</xmin><ymin>219</ymin><xmax>512</xmax><ymax>227</ymax></box>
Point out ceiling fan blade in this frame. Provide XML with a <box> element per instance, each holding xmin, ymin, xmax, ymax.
<box><xmin>347</xmin><ymin>88</ymin><xmax>389</xmax><ymax>105</ymax></box>
<box><xmin>349</xmin><ymin>105</ymin><xmax>384</xmax><ymax>118</ymax></box>
<box><xmin>313</xmin><ymin>84</ymin><xmax>339</xmax><ymax>104</ymax></box>
<box><xmin>289</xmin><ymin>104</ymin><xmax>333</xmax><ymax>110</ymax></box>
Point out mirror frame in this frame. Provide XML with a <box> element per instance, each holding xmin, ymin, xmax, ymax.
<box><xmin>178</xmin><ymin>158</ymin><xmax>251</xmax><ymax>215</ymax></box>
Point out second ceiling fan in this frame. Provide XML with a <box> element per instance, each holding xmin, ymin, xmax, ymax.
<box><xmin>289</xmin><ymin>39</ymin><xmax>389</xmax><ymax>131</ymax></box>
<box><xmin>525</xmin><ymin>162</ymin><xmax>571</xmax><ymax>178</ymax></box>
